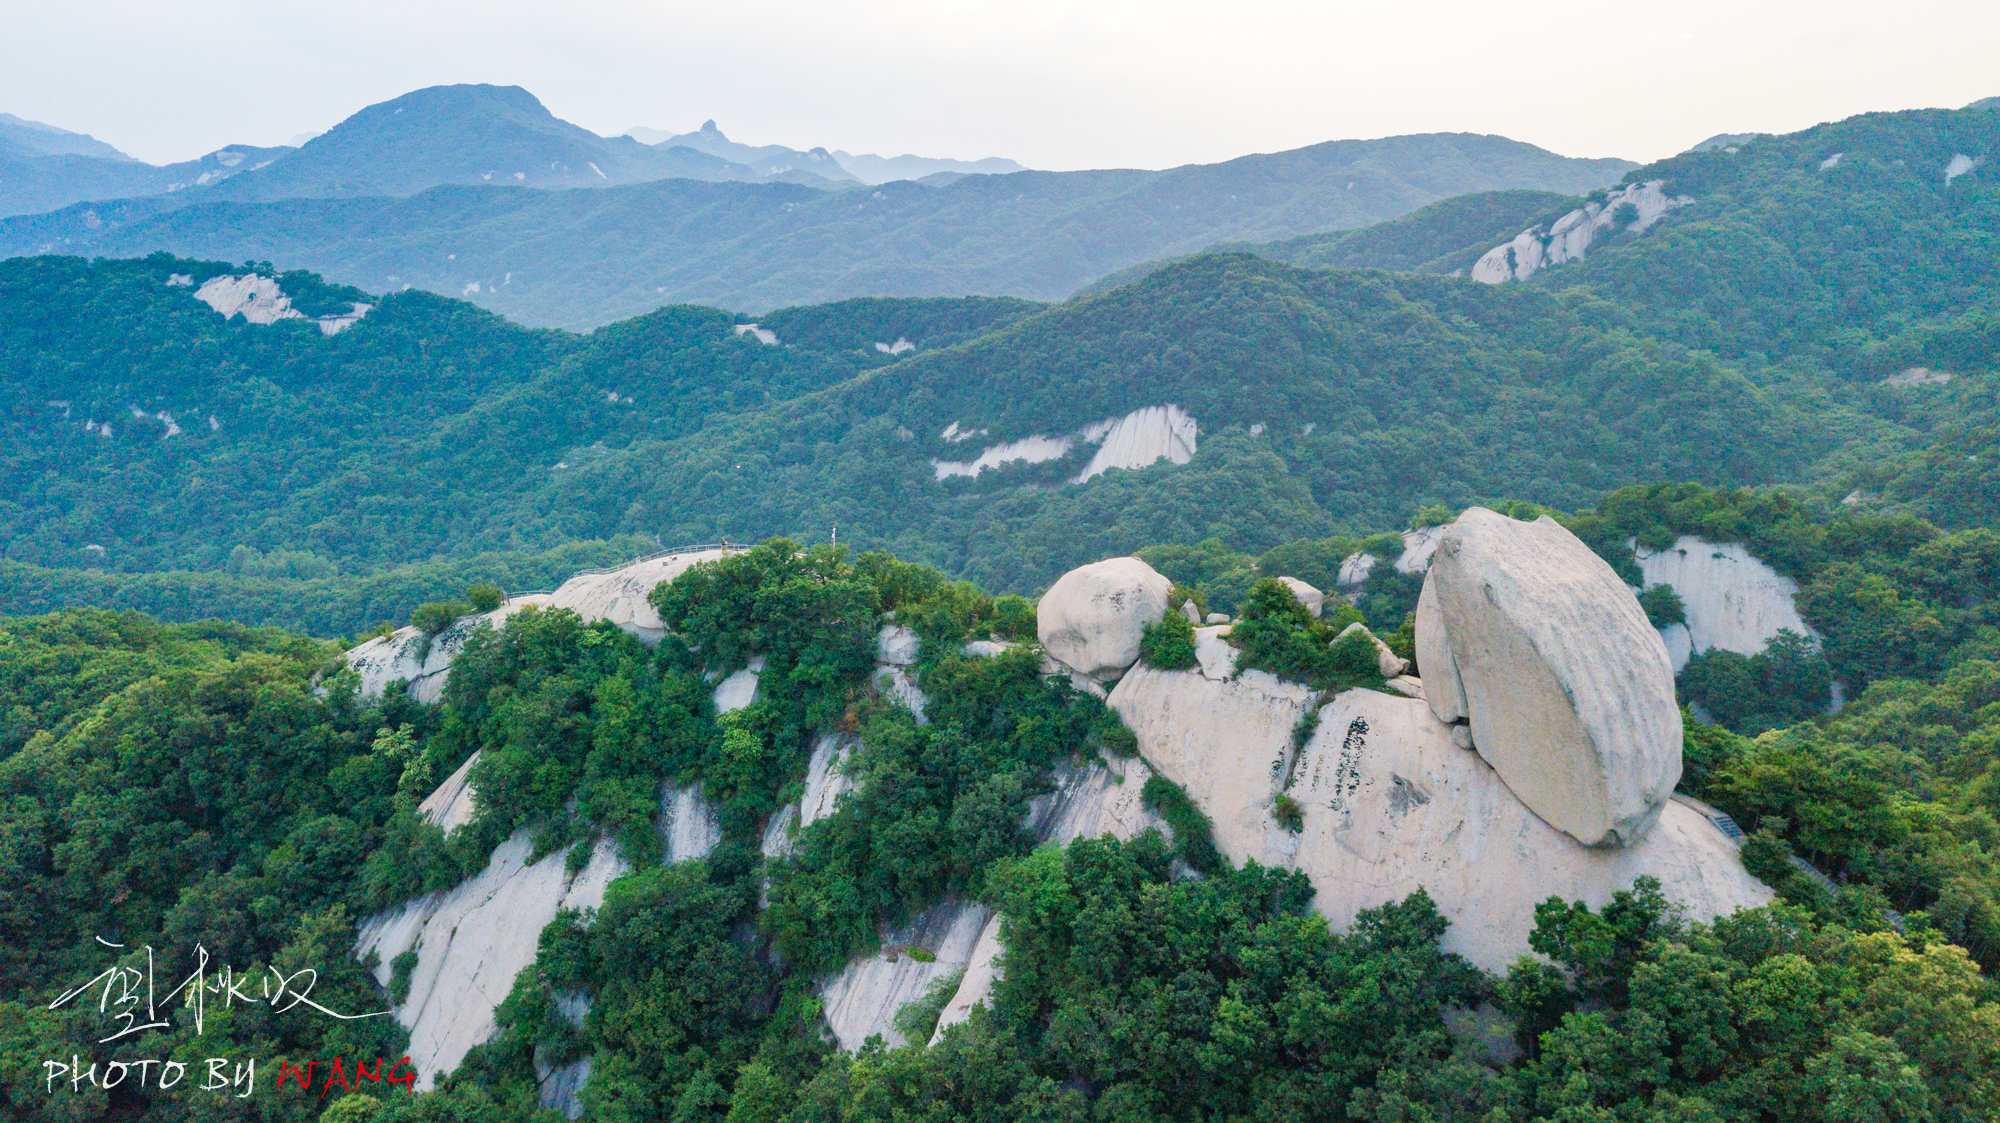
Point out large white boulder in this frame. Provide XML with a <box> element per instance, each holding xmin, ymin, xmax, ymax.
<box><xmin>1036</xmin><ymin>557</ymin><xmax>1173</xmax><ymax>680</ymax></box>
<box><xmin>1274</xmin><ymin>576</ymin><xmax>1324</xmax><ymax>618</ymax></box>
<box><xmin>1422</xmin><ymin>509</ymin><xmax>1681</xmax><ymax>848</ymax></box>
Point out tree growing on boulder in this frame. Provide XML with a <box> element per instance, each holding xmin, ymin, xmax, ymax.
<box><xmin>1138</xmin><ymin>612</ymin><xmax>1198</xmax><ymax>670</ymax></box>
<box><xmin>411</xmin><ymin>599</ymin><xmax>472</xmax><ymax>635</ymax></box>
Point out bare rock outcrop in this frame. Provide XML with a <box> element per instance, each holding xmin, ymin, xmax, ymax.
<box><xmin>1422</xmin><ymin>509</ymin><xmax>1681</xmax><ymax>847</ymax></box>
<box><xmin>818</xmin><ymin>900</ymin><xmax>993</xmax><ymax>1050</ymax></box>
<box><xmin>344</xmin><ymin>548</ymin><xmax>740</xmax><ymax>700</ymax></box>
<box><xmin>1036</xmin><ymin>557</ymin><xmax>1172</xmax><ymax>680</ymax></box>
<box><xmin>929</xmin><ymin>754</ymin><xmax>1167</xmax><ymax>1041</ymax></box>
<box><xmin>1274</xmin><ymin>576</ymin><xmax>1324</xmax><ymax>618</ymax></box>
<box><xmin>1275</xmin><ymin>690</ymin><xmax>1767</xmax><ymax>971</ymax></box>
<box><xmin>1107</xmin><ymin>663</ymin><xmax>1766</xmax><ymax>971</ymax></box>
<box><xmin>1470</xmin><ymin>181</ymin><xmax>1693</xmax><ymax>284</ymax></box>
<box><xmin>1107</xmin><ymin>659</ymin><xmax>1316</xmax><ymax>858</ymax></box>
<box><xmin>1635</xmin><ymin>537</ymin><xmax>1814</xmax><ymax>671</ymax></box>
<box><xmin>357</xmin><ymin>833</ymin><xmax>628</xmax><ymax>1090</ymax></box>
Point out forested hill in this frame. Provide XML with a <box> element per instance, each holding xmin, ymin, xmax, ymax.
<box><xmin>1516</xmin><ymin>105</ymin><xmax>2000</xmax><ymax>376</ymax></box>
<box><xmin>527</xmin><ymin>251</ymin><xmax>1923</xmax><ymax>592</ymax></box>
<box><xmin>6</xmin><ymin>242</ymin><xmax>1972</xmax><ymax>632</ymax></box>
<box><xmin>0</xmin><ymin>132</ymin><xmax>1632</xmax><ymax>327</ymax></box>
<box><xmin>0</xmin><ymin>253</ymin><xmax>1035</xmax><ymax>581</ymax></box>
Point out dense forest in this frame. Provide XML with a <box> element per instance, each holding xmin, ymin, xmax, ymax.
<box><xmin>5</xmin><ymin>481</ymin><xmax>2000</xmax><ymax>1121</ymax></box>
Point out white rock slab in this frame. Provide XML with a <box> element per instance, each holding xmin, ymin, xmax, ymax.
<box><xmin>932</xmin><ymin>754</ymin><xmax>1168</xmax><ymax>1042</ymax></box>
<box><xmin>712</xmin><ymin>659</ymin><xmax>762</xmax><ymax>714</ymax></box>
<box><xmin>875</xmin><ymin>665</ymin><xmax>929</xmax><ymax>723</ymax></box>
<box><xmin>1280</xmin><ymin>689</ymin><xmax>1769</xmax><ymax>972</ymax></box>
<box><xmin>1415</xmin><ymin>579</ymin><xmax>1466</xmax><ymax>723</ymax></box>
<box><xmin>355</xmin><ymin>834</ymin><xmax>628</xmax><ymax>1090</ymax></box>
<box><xmin>1108</xmin><ymin>659</ymin><xmax>1316</xmax><ymax>862</ymax></box>
<box><xmin>877</xmin><ymin>625</ymin><xmax>920</xmax><ymax>665</ymax></box>
<box><xmin>1471</xmin><ymin>181</ymin><xmax>1693</xmax><ymax>284</ymax></box>
<box><xmin>761</xmin><ymin>733</ymin><xmax>856</xmax><ymax>859</ymax></box>
<box><xmin>1037</xmin><ymin>556</ymin><xmax>1172</xmax><ymax>680</ymax></box>
<box><xmin>1635</xmin><ymin>537</ymin><xmax>1813</xmax><ymax>672</ymax></box>
<box><xmin>660</xmin><ymin>783</ymin><xmax>722</xmax><ymax>863</ymax></box>
<box><xmin>343</xmin><ymin>549</ymin><xmax>742</xmax><ymax>701</ymax></box>
<box><xmin>819</xmin><ymin>900</ymin><xmax>992</xmax><ymax>1050</ymax></box>
<box><xmin>1072</xmin><ymin>404</ymin><xmax>1198</xmax><ymax>482</ymax></box>
<box><xmin>546</xmin><ymin>548</ymin><xmax>734</xmax><ymax>646</ymax></box>
<box><xmin>419</xmin><ymin>751</ymin><xmax>482</xmax><ymax>836</ymax></box>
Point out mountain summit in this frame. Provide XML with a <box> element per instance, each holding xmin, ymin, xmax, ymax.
<box><xmin>206</xmin><ymin>84</ymin><xmax>760</xmax><ymax>199</ymax></box>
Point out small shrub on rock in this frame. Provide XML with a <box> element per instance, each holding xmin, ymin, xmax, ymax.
<box><xmin>465</xmin><ymin>582</ymin><xmax>504</xmax><ymax>612</ymax></box>
<box><xmin>411</xmin><ymin>599</ymin><xmax>473</xmax><ymax>636</ymax></box>
<box><xmin>1638</xmin><ymin>584</ymin><xmax>1686</xmax><ymax>628</ymax></box>
<box><xmin>1273</xmin><ymin>795</ymin><xmax>1304</xmax><ymax>832</ymax></box>
<box><xmin>1139</xmin><ymin>612</ymin><xmax>1199</xmax><ymax>670</ymax></box>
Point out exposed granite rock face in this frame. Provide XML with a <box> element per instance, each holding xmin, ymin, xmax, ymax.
<box><xmin>711</xmin><ymin>655</ymin><xmax>763</xmax><ymax>714</ymax></box>
<box><xmin>1277</xmin><ymin>689</ymin><xmax>1766</xmax><ymax>970</ymax></box>
<box><xmin>1107</xmin><ymin>659</ymin><xmax>1316</xmax><ymax>860</ymax></box>
<box><xmin>1037</xmin><ymin>557</ymin><xmax>1172</xmax><ymax>680</ymax></box>
<box><xmin>761</xmin><ymin>733</ymin><xmax>859</xmax><ymax>859</ymax></box>
<box><xmin>1636</xmin><ymin>537</ymin><xmax>1814</xmax><ymax>671</ymax></box>
<box><xmin>357</xmin><ymin>739</ymin><xmax>723</xmax><ymax>1093</ymax></box>
<box><xmin>1470</xmin><ymin>180</ymin><xmax>1693</xmax><ymax>284</ymax></box>
<box><xmin>1274</xmin><ymin>576</ymin><xmax>1324</xmax><ymax>618</ymax></box>
<box><xmin>660</xmin><ymin>783</ymin><xmax>723</xmax><ymax>863</ymax></box>
<box><xmin>1415</xmin><ymin>580</ymin><xmax>1465</xmax><ymax>723</ymax></box>
<box><xmin>1109</xmin><ymin>671</ymin><xmax>1767</xmax><ymax>972</ymax></box>
<box><xmin>877</xmin><ymin>624</ymin><xmax>920</xmax><ymax>666</ymax></box>
<box><xmin>356</xmin><ymin>833</ymin><xmax>628</xmax><ymax>1090</ymax></box>
<box><xmin>1423</xmin><ymin>509</ymin><xmax>1681</xmax><ymax>848</ymax></box>
<box><xmin>818</xmin><ymin>900</ymin><xmax>993</xmax><ymax>1050</ymax></box>
<box><xmin>345</xmin><ymin>549</ymin><xmax>739</xmax><ymax>699</ymax></box>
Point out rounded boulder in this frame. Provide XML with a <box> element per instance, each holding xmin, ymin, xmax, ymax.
<box><xmin>1037</xmin><ymin>557</ymin><xmax>1173</xmax><ymax>680</ymax></box>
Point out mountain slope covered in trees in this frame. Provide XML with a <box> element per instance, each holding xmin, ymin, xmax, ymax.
<box><xmin>0</xmin><ymin>241</ymin><xmax>1961</xmax><ymax>631</ymax></box>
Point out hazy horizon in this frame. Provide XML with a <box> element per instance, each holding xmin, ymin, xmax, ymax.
<box><xmin>3</xmin><ymin>0</ymin><xmax>1995</xmax><ymax>171</ymax></box>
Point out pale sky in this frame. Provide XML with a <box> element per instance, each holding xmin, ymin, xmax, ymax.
<box><xmin>4</xmin><ymin>1</ymin><xmax>1995</xmax><ymax>170</ymax></box>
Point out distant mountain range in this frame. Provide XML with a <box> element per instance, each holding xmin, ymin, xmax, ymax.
<box><xmin>624</xmin><ymin>120</ymin><xmax>1024</xmax><ymax>184</ymax></box>
<box><xmin>0</xmin><ymin>85</ymin><xmax>1016</xmax><ymax>222</ymax></box>
<box><xmin>0</xmin><ymin>102</ymin><xmax>1635</xmax><ymax>325</ymax></box>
